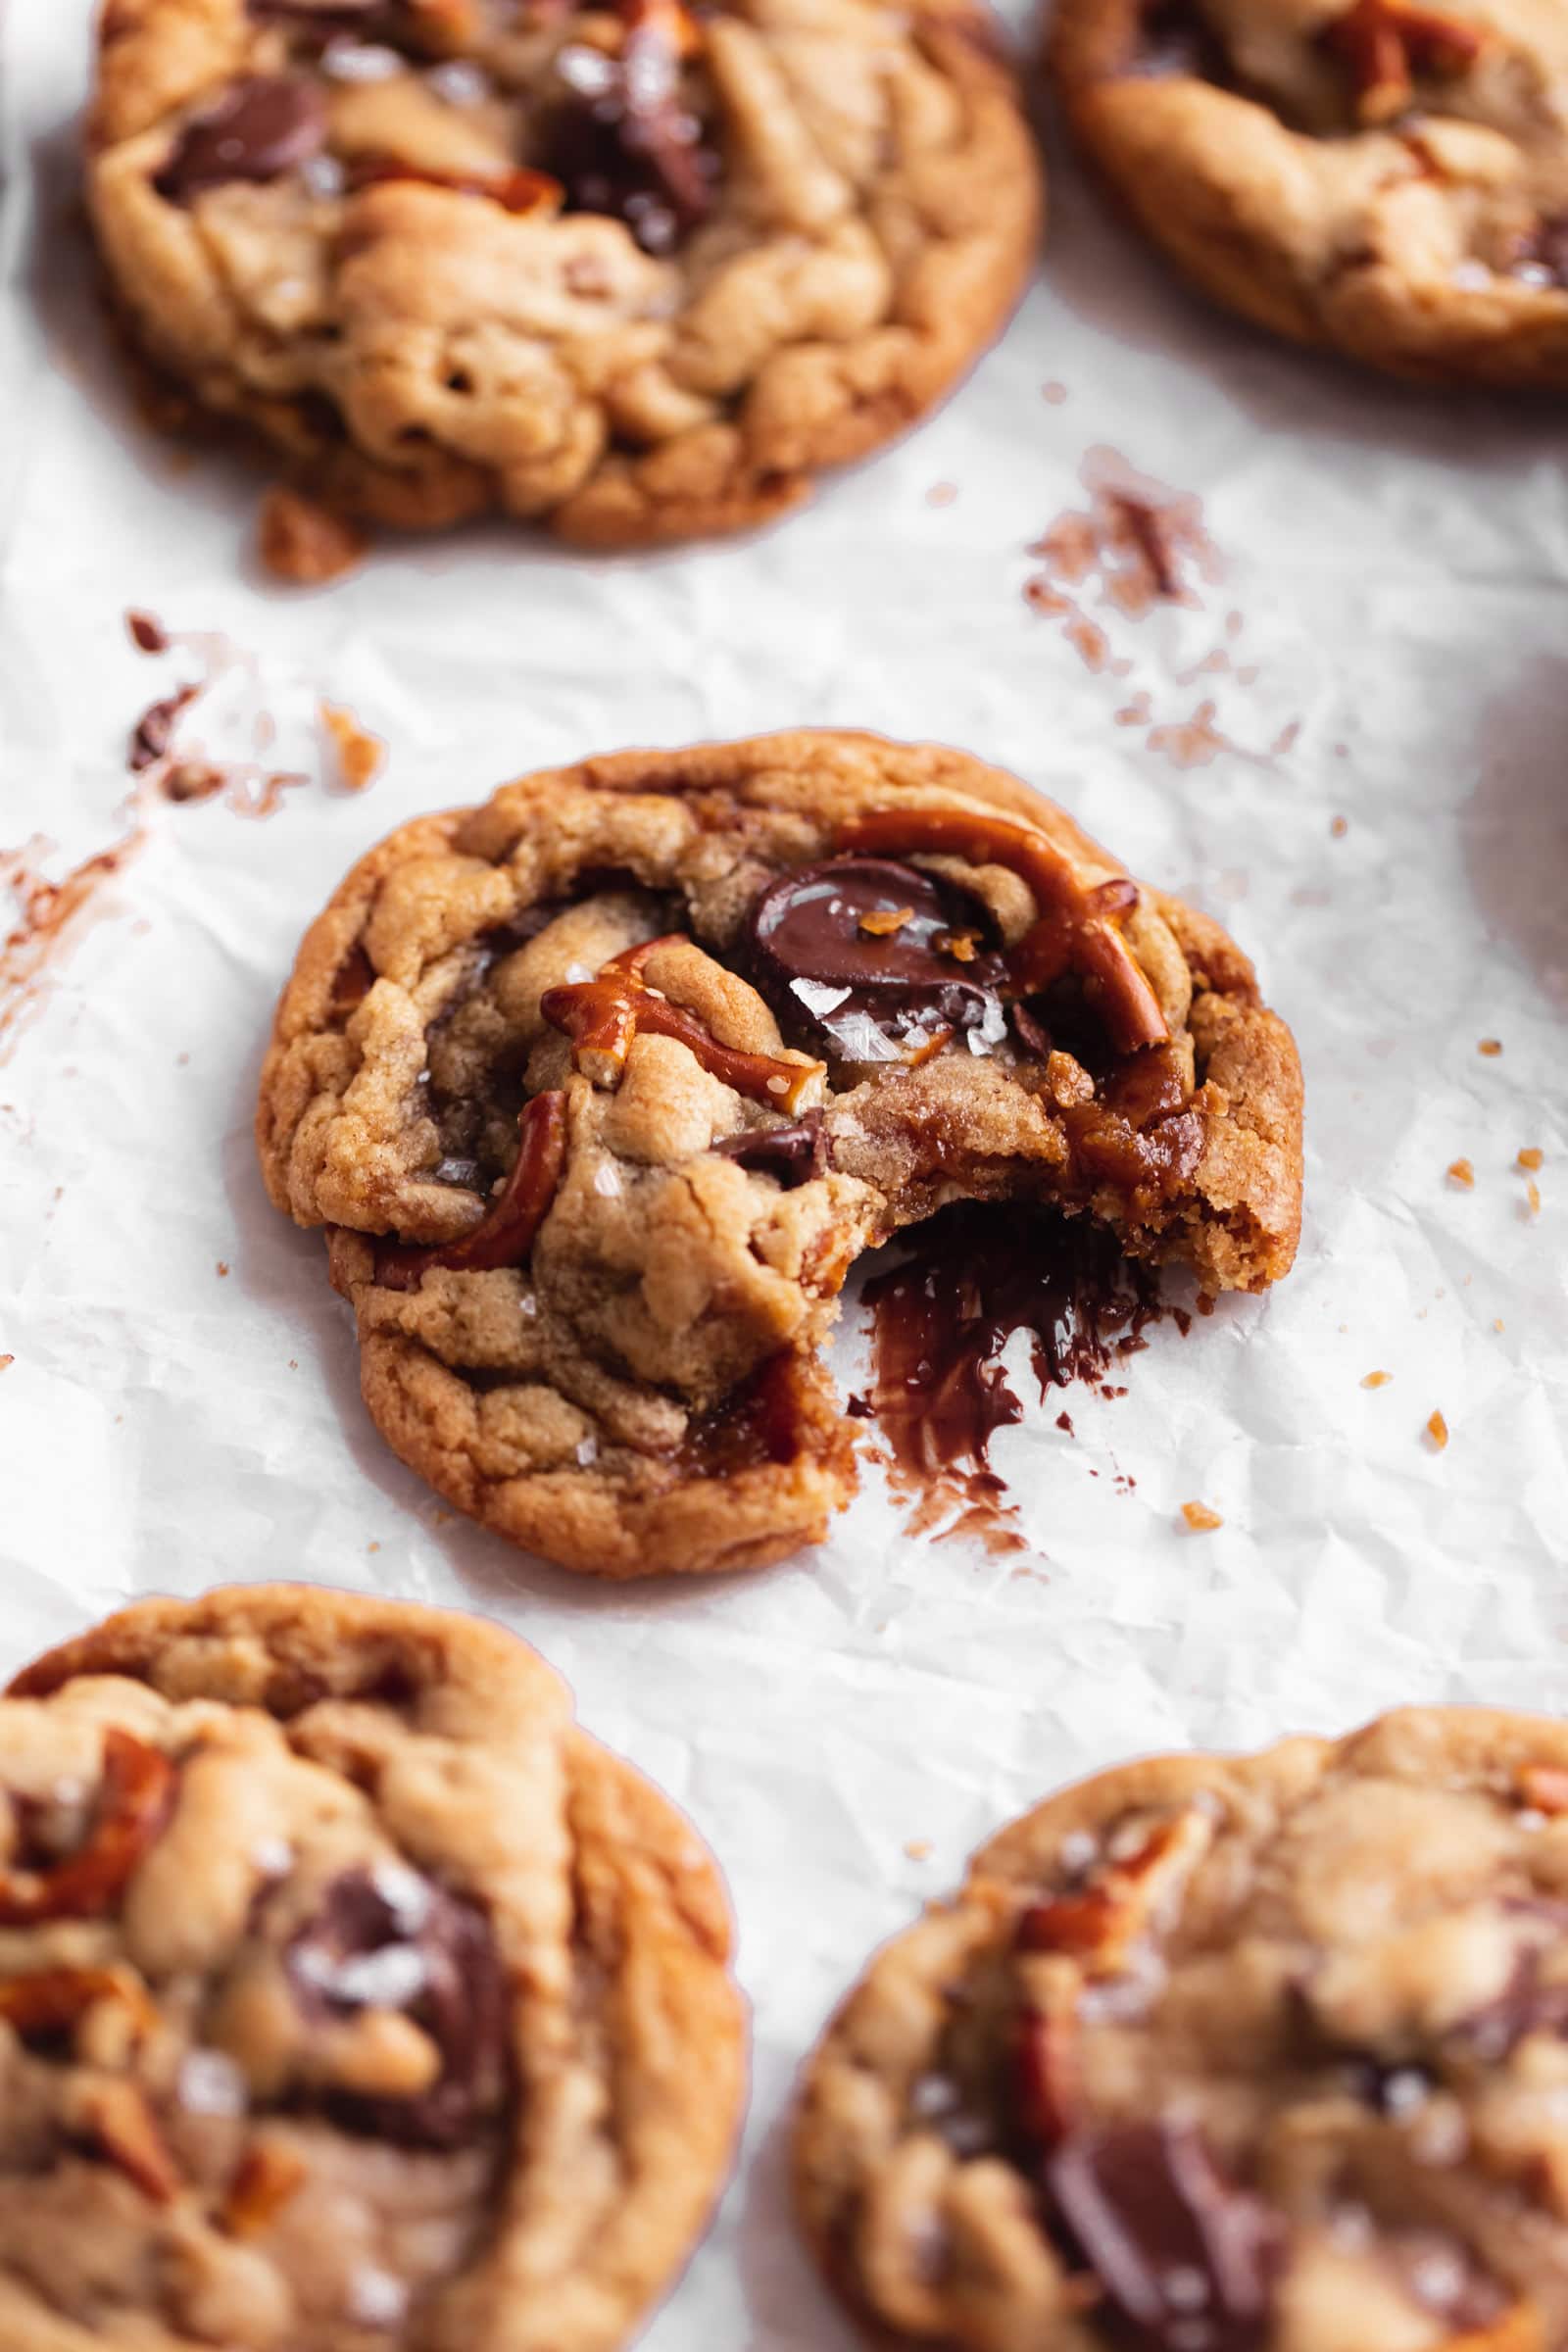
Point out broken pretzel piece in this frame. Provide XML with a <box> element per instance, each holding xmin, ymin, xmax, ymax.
<box><xmin>77</xmin><ymin>2079</ymin><xmax>181</xmax><ymax>2205</ymax></box>
<box><xmin>834</xmin><ymin>809</ymin><xmax>1169</xmax><ymax>1054</ymax></box>
<box><xmin>1323</xmin><ymin>0</ymin><xmax>1486</xmax><ymax>124</ymax></box>
<box><xmin>541</xmin><ymin>938</ymin><xmax>825</xmax><ymax>1110</ymax></box>
<box><xmin>0</xmin><ymin>1730</ymin><xmax>175</xmax><ymax>1926</ymax></box>
<box><xmin>1016</xmin><ymin>1809</ymin><xmax>1214</xmax><ymax>1978</ymax></box>
<box><xmin>374</xmin><ymin>1089</ymin><xmax>567</xmax><ymax>1291</ymax></box>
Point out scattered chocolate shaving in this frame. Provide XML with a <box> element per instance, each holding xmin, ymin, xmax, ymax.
<box><xmin>1046</xmin><ymin>2121</ymin><xmax>1282</xmax><ymax>2352</ymax></box>
<box><xmin>125</xmin><ymin>610</ymin><xmax>169</xmax><ymax>655</ymax></box>
<box><xmin>153</xmin><ymin>75</ymin><xmax>330</xmax><ymax>204</ymax></box>
<box><xmin>129</xmin><ymin>684</ymin><xmax>198</xmax><ymax>771</ymax></box>
<box><xmin>374</xmin><ymin>1088</ymin><xmax>567</xmax><ymax>1289</ymax></box>
<box><xmin>287</xmin><ymin>1864</ymin><xmax>510</xmax><ymax>2147</ymax></box>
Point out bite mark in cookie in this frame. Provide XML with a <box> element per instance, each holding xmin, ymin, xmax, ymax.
<box><xmin>796</xmin><ymin>1707</ymin><xmax>1568</xmax><ymax>2350</ymax></box>
<box><xmin>0</xmin><ymin>1584</ymin><xmax>744</xmax><ymax>2351</ymax></box>
<box><xmin>1052</xmin><ymin>0</ymin><xmax>1568</xmax><ymax>387</ymax></box>
<box><xmin>88</xmin><ymin>0</ymin><xmax>1043</xmax><ymax>564</ymax></box>
<box><xmin>256</xmin><ymin>730</ymin><xmax>1303</xmax><ymax>1579</ymax></box>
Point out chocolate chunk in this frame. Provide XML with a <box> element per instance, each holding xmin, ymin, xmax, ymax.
<box><xmin>542</xmin><ymin>10</ymin><xmax>717</xmax><ymax>255</ymax></box>
<box><xmin>746</xmin><ymin>857</ymin><xmax>1008</xmax><ymax>1064</ymax></box>
<box><xmin>287</xmin><ymin>1865</ymin><xmax>509</xmax><ymax>2146</ymax></box>
<box><xmin>1133</xmin><ymin>0</ymin><xmax>1230</xmax><ymax>80</ymax></box>
<box><xmin>1046</xmin><ymin>2121</ymin><xmax>1282</xmax><ymax>2352</ymax></box>
<box><xmin>154</xmin><ymin>76</ymin><xmax>330</xmax><ymax>204</ymax></box>
<box><xmin>712</xmin><ymin>1112</ymin><xmax>826</xmax><ymax>1187</ymax></box>
<box><xmin>1454</xmin><ymin>1944</ymin><xmax>1568</xmax><ymax>2062</ymax></box>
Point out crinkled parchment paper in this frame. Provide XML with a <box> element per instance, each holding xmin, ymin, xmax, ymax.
<box><xmin>3</xmin><ymin>3</ymin><xmax>1568</xmax><ymax>2341</ymax></box>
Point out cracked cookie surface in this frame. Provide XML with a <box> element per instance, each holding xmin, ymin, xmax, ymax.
<box><xmin>796</xmin><ymin>1706</ymin><xmax>1568</xmax><ymax>2351</ymax></box>
<box><xmin>88</xmin><ymin>0</ymin><xmax>1041</xmax><ymax>557</ymax></box>
<box><xmin>1052</xmin><ymin>0</ymin><xmax>1568</xmax><ymax>386</ymax></box>
<box><xmin>0</xmin><ymin>1583</ymin><xmax>743</xmax><ymax>2350</ymax></box>
<box><xmin>256</xmin><ymin>729</ymin><xmax>1303</xmax><ymax>1578</ymax></box>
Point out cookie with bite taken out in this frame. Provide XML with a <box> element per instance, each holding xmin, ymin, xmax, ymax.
<box><xmin>256</xmin><ymin>729</ymin><xmax>1303</xmax><ymax>1579</ymax></box>
<box><xmin>0</xmin><ymin>1584</ymin><xmax>744</xmax><ymax>2351</ymax></box>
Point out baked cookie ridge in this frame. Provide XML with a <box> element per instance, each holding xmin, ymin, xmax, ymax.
<box><xmin>257</xmin><ymin>729</ymin><xmax>1304</xmax><ymax>1576</ymax></box>
<box><xmin>88</xmin><ymin>0</ymin><xmax>1043</xmax><ymax>566</ymax></box>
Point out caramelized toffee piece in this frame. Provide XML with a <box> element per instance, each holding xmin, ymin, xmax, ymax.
<box><xmin>1321</xmin><ymin>0</ymin><xmax>1486</xmax><ymax>124</ymax></box>
<box><xmin>153</xmin><ymin>75</ymin><xmax>328</xmax><ymax>202</ymax></box>
<box><xmin>541</xmin><ymin>938</ymin><xmax>825</xmax><ymax>1109</ymax></box>
<box><xmin>0</xmin><ymin>1729</ymin><xmax>175</xmax><ymax>1924</ymax></box>
<box><xmin>835</xmin><ymin>808</ymin><xmax>1169</xmax><ymax>1054</ymax></box>
<box><xmin>373</xmin><ymin>1088</ymin><xmax>567</xmax><ymax>1291</ymax></box>
<box><xmin>746</xmin><ymin>858</ymin><xmax>1008</xmax><ymax>1064</ymax></box>
<box><xmin>0</xmin><ymin>1586</ymin><xmax>745</xmax><ymax>2352</ymax></box>
<box><xmin>797</xmin><ymin>1707</ymin><xmax>1568</xmax><ymax>2352</ymax></box>
<box><xmin>1053</xmin><ymin>0</ymin><xmax>1568</xmax><ymax>392</ymax></box>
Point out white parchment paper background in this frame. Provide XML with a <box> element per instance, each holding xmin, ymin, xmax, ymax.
<box><xmin>3</xmin><ymin>3</ymin><xmax>1568</xmax><ymax>2340</ymax></box>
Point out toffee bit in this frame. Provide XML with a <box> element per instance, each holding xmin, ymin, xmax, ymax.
<box><xmin>1446</xmin><ymin>1157</ymin><xmax>1475</xmax><ymax>1189</ymax></box>
<box><xmin>1180</xmin><ymin>1500</ymin><xmax>1223</xmax><ymax>1533</ymax></box>
<box><xmin>937</xmin><ymin>929</ymin><xmax>980</xmax><ymax>963</ymax></box>
<box><xmin>320</xmin><ymin>701</ymin><xmax>386</xmax><ymax>792</ymax></box>
<box><xmin>1525</xmin><ymin>1180</ymin><xmax>1543</xmax><ymax>1217</ymax></box>
<box><xmin>1478</xmin><ymin>1038</ymin><xmax>1502</xmax><ymax>1057</ymax></box>
<box><xmin>858</xmin><ymin>906</ymin><xmax>913</xmax><ymax>937</ymax></box>
<box><xmin>1360</xmin><ymin>1369</ymin><xmax>1392</xmax><ymax>1390</ymax></box>
<box><xmin>1425</xmin><ymin>1408</ymin><xmax>1449</xmax><ymax>1452</ymax></box>
<box><xmin>1518</xmin><ymin>1148</ymin><xmax>1544</xmax><ymax>1171</ymax></box>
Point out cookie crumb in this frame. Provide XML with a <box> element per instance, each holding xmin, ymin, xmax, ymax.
<box><xmin>1478</xmin><ymin>1038</ymin><xmax>1502</xmax><ymax>1057</ymax></box>
<box><xmin>1425</xmin><ymin>1409</ymin><xmax>1449</xmax><ymax>1452</ymax></box>
<box><xmin>320</xmin><ymin>702</ymin><xmax>386</xmax><ymax>793</ymax></box>
<box><xmin>216</xmin><ymin>1261</ymin><xmax>229</xmax><ymax>1278</ymax></box>
<box><xmin>1518</xmin><ymin>1147</ymin><xmax>1544</xmax><ymax>1171</ymax></box>
<box><xmin>1525</xmin><ymin>1179</ymin><xmax>1543</xmax><ymax>1217</ymax></box>
<box><xmin>258</xmin><ymin>487</ymin><xmax>367</xmax><ymax>586</ymax></box>
<box><xmin>1329</xmin><ymin>814</ymin><xmax>1348</xmax><ymax>839</ymax></box>
<box><xmin>1494</xmin><ymin>1319</ymin><xmax>1505</xmax><ymax>1333</ymax></box>
<box><xmin>1180</xmin><ymin>1500</ymin><xmax>1223</xmax><ymax>1532</ymax></box>
<box><xmin>1446</xmin><ymin>1157</ymin><xmax>1475</xmax><ymax>1189</ymax></box>
<box><xmin>368</xmin><ymin>1542</ymin><xmax>380</xmax><ymax>1554</ymax></box>
<box><xmin>904</xmin><ymin>1838</ymin><xmax>932</xmax><ymax>1861</ymax></box>
<box><xmin>0</xmin><ymin>1354</ymin><xmax>13</xmax><ymax>1371</ymax></box>
<box><xmin>925</xmin><ymin>482</ymin><xmax>957</xmax><ymax>508</ymax></box>
<box><xmin>1361</xmin><ymin>1369</ymin><xmax>1392</xmax><ymax>1389</ymax></box>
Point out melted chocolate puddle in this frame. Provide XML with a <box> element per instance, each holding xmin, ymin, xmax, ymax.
<box><xmin>858</xmin><ymin>1202</ymin><xmax>1167</xmax><ymax>1554</ymax></box>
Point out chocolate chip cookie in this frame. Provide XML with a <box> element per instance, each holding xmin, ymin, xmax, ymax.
<box><xmin>0</xmin><ymin>1583</ymin><xmax>744</xmax><ymax>2349</ymax></box>
<box><xmin>257</xmin><ymin>730</ymin><xmax>1302</xmax><ymax>1577</ymax></box>
<box><xmin>88</xmin><ymin>0</ymin><xmax>1042</xmax><ymax>563</ymax></box>
<box><xmin>796</xmin><ymin>1706</ymin><xmax>1568</xmax><ymax>2351</ymax></box>
<box><xmin>1052</xmin><ymin>0</ymin><xmax>1568</xmax><ymax>387</ymax></box>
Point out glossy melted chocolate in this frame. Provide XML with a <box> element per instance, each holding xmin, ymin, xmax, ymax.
<box><xmin>154</xmin><ymin>76</ymin><xmax>329</xmax><ymax>203</ymax></box>
<box><xmin>746</xmin><ymin>856</ymin><xmax>1007</xmax><ymax>1064</ymax></box>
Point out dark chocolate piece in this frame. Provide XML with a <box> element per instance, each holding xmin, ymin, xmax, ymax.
<box><xmin>287</xmin><ymin>1864</ymin><xmax>510</xmax><ymax>2147</ymax></box>
<box><xmin>746</xmin><ymin>856</ymin><xmax>1007</xmax><ymax>1064</ymax></box>
<box><xmin>154</xmin><ymin>76</ymin><xmax>329</xmax><ymax>204</ymax></box>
